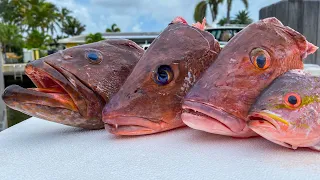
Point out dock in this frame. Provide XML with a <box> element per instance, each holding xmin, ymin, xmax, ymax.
<box><xmin>2</xmin><ymin>63</ymin><xmax>26</xmax><ymax>80</ymax></box>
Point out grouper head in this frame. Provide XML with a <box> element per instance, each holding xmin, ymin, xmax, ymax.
<box><xmin>182</xmin><ymin>17</ymin><xmax>318</xmax><ymax>137</ymax></box>
<box><xmin>102</xmin><ymin>17</ymin><xmax>221</xmax><ymax>135</ymax></box>
<box><xmin>2</xmin><ymin>39</ymin><xmax>144</xmax><ymax>129</ymax></box>
<box><xmin>248</xmin><ymin>70</ymin><xmax>320</xmax><ymax>150</ymax></box>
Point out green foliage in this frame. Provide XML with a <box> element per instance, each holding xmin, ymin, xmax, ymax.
<box><xmin>62</xmin><ymin>17</ymin><xmax>86</xmax><ymax>36</ymax></box>
<box><xmin>226</xmin><ymin>0</ymin><xmax>248</xmax><ymax>23</ymax></box>
<box><xmin>0</xmin><ymin>0</ymin><xmax>86</xmax><ymax>50</ymax></box>
<box><xmin>0</xmin><ymin>23</ymin><xmax>24</xmax><ymax>52</ymax></box>
<box><xmin>194</xmin><ymin>1</ymin><xmax>207</xmax><ymax>23</ymax></box>
<box><xmin>195</xmin><ymin>0</ymin><xmax>250</xmax><ymax>25</ymax></box>
<box><xmin>106</xmin><ymin>23</ymin><xmax>121</xmax><ymax>32</ymax></box>
<box><xmin>25</xmin><ymin>30</ymin><xmax>52</xmax><ymax>49</ymax></box>
<box><xmin>194</xmin><ymin>0</ymin><xmax>224</xmax><ymax>24</ymax></box>
<box><xmin>218</xmin><ymin>10</ymin><xmax>252</xmax><ymax>26</ymax></box>
<box><xmin>85</xmin><ymin>33</ymin><xmax>105</xmax><ymax>44</ymax></box>
<box><xmin>233</xmin><ymin>10</ymin><xmax>253</xmax><ymax>25</ymax></box>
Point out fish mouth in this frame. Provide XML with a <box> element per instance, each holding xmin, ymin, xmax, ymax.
<box><xmin>247</xmin><ymin>112</ymin><xmax>295</xmax><ymax>149</ymax></box>
<box><xmin>103</xmin><ymin>116</ymin><xmax>168</xmax><ymax>136</ymax></box>
<box><xmin>3</xmin><ymin>60</ymin><xmax>79</xmax><ymax>111</ymax></box>
<box><xmin>181</xmin><ymin>100</ymin><xmax>254</xmax><ymax>137</ymax></box>
<box><xmin>2</xmin><ymin>59</ymin><xmax>103</xmax><ymax>128</ymax></box>
<box><xmin>247</xmin><ymin>112</ymin><xmax>289</xmax><ymax>131</ymax></box>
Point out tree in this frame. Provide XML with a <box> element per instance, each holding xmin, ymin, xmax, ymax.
<box><xmin>226</xmin><ymin>0</ymin><xmax>248</xmax><ymax>24</ymax></box>
<box><xmin>106</xmin><ymin>23</ymin><xmax>121</xmax><ymax>32</ymax></box>
<box><xmin>62</xmin><ymin>17</ymin><xmax>86</xmax><ymax>36</ymax></box>
<box><xmin>217</xmin><ymin>17</ymin><xmax>237</xmax><ymax>26</ymax></box>
<box><xmin>85</xmin><ymin>33</ymin><xmax>105</xmax><ymax>44</ymax></box>
<box><xmin>0</xmin><ymin>23</ymin><xmax>24</xmax><ymax>53</ymax></box>
<box><xmin>59</xmin><ymin>7</ymin><xmax>72</xmax><ymax>23</ymax></box>
<box><xmin>25</xmin><ymin>30</ymin><xmax>52</xmax><ymax>49</ymax></box>
<box><xmin>194</xmin><ymin>0</ymin><xmax>224</xmax><ymax>25</ymax></box>
<box><xmin>21</xmin><ymin>0</ymin><xmax>61</xmax><ymax>35</ymax></box>
<box><xmin>0</xmin><ymin>0</ymin><xmax>25</xmax><ymax>27</ymax></box>
<box><xmin>233</xmin><ymin>10</ymin><xmax>252</xmax><ymax>25</ymax></box>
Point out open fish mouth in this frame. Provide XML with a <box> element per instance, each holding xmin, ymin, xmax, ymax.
<box><xmin>103</xmin><ymin>116</ymin><xmax>168</xmax><ymax>136</ymax></box>
<box><xmin>2</xmin><ymin>59</ymin><xmax>87</xmax><ymax>118</ymax></box>
<box><xmin>181</xmin><ymin>100</ymin><xmax>249</xmax><ymax>137</ymax></box>
<box><xmin>247</xmin><ymin>112</ymin><xmax>296</xmax><ymax>149</ymax></box>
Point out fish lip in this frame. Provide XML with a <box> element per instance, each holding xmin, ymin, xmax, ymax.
<box><xmin>103</xmin><ymin>116</ymin><xmax>166</xmax><ymax>136</ymax></box>
<box><xmin>4</xmin><ymin>60</ymin><xmax>87</xmax><ymax>115</ymax></box>
<box><xmin>181</xmin><ymin>100</ymin><xmax>246</xmax><ymax>134</ymax></box>
<box><xmin>247</xmin><ymin>112</ymin><xmax>281</xmax><ymax>131</ymax></box>
<box><xmin>247</xmin><ymin>112</ymin><xmax>296</xmax><ymax>149</ymax></box>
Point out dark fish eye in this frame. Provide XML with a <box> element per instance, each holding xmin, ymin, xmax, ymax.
<box><xmin>250</xmin><ymin>48</ymin><xmax>271</xmax><ymax>70</ymax></box>
<box><xmin>86</xmin><ymin>51</ymin><xmax>103</xmax><ymax>64</ymax></box>
<box><xmin>256</xmin><ymin>55</ymin><xmax>266</xmax><ymax>68</ymax></box>
<box><xmin>284</xmin><ymin>92</ymin><xmax>301</xmax><ymax>108</ymax></box>
<box><xmin>288</xmin><ymin>95</ymin><xmax>297</xmax><ymax>105</ymax></box>
<box><xmin>153</xmin><ymin>65</ymin><xmax>174</xmax><ymax>85</ymax></box>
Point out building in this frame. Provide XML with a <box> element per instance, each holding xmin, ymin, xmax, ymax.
<box><xmin>57</xmin><ymin>32</ymin><xmax>160</xmax><ymax>49</ymax></box>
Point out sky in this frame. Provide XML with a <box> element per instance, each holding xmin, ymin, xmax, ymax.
<box><xmin>47</xmin><ymin>0</ymin><xmax>281</xmax><ymax>34</ymax></box>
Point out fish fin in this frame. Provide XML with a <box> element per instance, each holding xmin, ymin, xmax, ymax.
<box><xmin>192</xmin><ymin>17</ymin><xmax>206</xmax><ymax>31</ymax></box>
<box><xmin>262</xmin><ymin>17</ymin><xmax>284</xmax><ymax>26</ymax></box>
<box><xmin>306</xmin><ymin>41</ymin><xmax>318</xmax><ymax>55</ymax></box>
<box><xmin>280</xmin><ymin>25</ymin><xmax>318</xmax><ymax>59</ymax></box>
<box><xmin>309</xmin><ymin>142</ymin><xmax>320</xmax><ymax>151</ymax></box>
<box><xmin>171</xmin><ymin>16</ymin><xmax>188</xmax><ymax>25</ymax></box>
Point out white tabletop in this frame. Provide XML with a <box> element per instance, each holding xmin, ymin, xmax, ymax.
<box><xmin>1</xmin><ymin>117</ymin><xmax>320</xmax><ymax>180</ymax></box>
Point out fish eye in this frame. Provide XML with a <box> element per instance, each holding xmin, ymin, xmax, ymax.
<box><xmin>86</xmin><ymin>51</ymin><xmax>103</xmax><ymax>64</ymax></box>
<box><xmin>284</xmin><ymin>92</ymin><xmax>301</xmax><ymax>108</ymax></box>
<box><xmin>250</xmin><ymin>48</ymin><xmax>271</xmax><ymax>70</ymax></box>
<box><xmin>153</xmin><ymin>65</ymin><xmax>174</xmax><ymax>85</ymax></box>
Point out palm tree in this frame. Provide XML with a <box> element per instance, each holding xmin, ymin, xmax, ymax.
<box><xmin>62</xmin><ymin>17</ymin><xmax>86</xmax><ymax>36</ymax></box>
<box><xmin>59</xmin><ymin>7</ymin><xmax>72</xmax><ymax>23</ymax></box>
<box><xmin>233</xmin><ymin>10</ymin><xmax>252</xmax><ymax>25</ymax></box>
<box><xmin>25</xmin><ymin>29</ymin><xmax>52</xmax><ymax>49</ymax></box>
<box><xmin>106</xmin><ymin>23</ymin><xmax>121</xmax><ymax>32</ymax></box>
<box><xmin>20</xmin><ymin>0</ymin><xmax>60</xmax><ymax>35</ymax></box>
<box><xmin>194</xmin><ymin>0</ymin><xmax>224</xmax><ymax>25</ymax></box>
<box><xmin>85</xmin><ymin>33</ymin><xmax>105</xmax><ymax>44</ymax></box>
<box><xmin>0</xmin><ymin>23</ymin><xmax>24</xmax><ymax>53</ymax></box>
<box><xmin>226</xmin><ymin>0</ymin><xmax>248</xmax><ymax>24</ymax></box>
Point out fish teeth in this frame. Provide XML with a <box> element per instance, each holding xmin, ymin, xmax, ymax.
<box><xmin>115</xmin><ymin>124</ymin><xmax>118</xmax><ymax>129</ymax></box>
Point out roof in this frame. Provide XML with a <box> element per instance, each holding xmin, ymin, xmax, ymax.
<box><xmin>58</xmin><ymin>32</ymin><xmax>160</xmax><ymax>44</ymax></box>
<box><xmin>205</xmin><ymin>26</ymin><xmax>245</xmax><ymax>30</ymax></box>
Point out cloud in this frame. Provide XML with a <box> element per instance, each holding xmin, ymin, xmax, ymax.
<box><xmin>47</xmin><ymin>0</ymin><xmax>281</xmax><ymax>33</ymax></box>
<box><xmin>132</xmin><ymin>22</ymin><xmax>143</xmax><ymax>32</ymax></box>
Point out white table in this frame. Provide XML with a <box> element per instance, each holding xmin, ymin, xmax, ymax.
<box><xmin>1</xmin><ymin>117</ymin><xmax>320</xmax><ymax>180</ymax></box>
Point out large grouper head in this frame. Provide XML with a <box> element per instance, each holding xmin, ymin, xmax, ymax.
<box><xmin>2</xmin><ymin>39</ymin><xmax>144</xmax><ymax>129</ymax></box>
<box><xmin>102</xmin><ymin>17</ymin><xmax>221</xmax><ymax>135</ymax></box>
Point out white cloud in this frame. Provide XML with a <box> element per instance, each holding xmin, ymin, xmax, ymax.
<box><xmin>132</xmin><ymin>22</ymin><xmax>143</xmax><ymax>32</ymax></box>
<box><xmin>47</xmin><ymin>0</ymin><xmax>281</xmax><ymax>34</ymax></box>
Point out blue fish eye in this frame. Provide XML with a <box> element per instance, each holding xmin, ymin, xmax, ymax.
<box><xmin>86</xmin><ymin>51</ymin><xmax>102</xmax><ymax>64</ymax></box>
<box><xmin>256</xmin><ymin>55</ymin><xmax>266</xmax><ymax>68</ymax></box>
<box><xmin>154</xmin><ymin>65</ymin><xmax>173</xmax><ymax>85</ymax></box>
<box><xmin>288</xmin><ymin>95</ymin><xmax>297</xmax><ymax>105</ymax></box>
<box><xmin>88</xmin><ymin>52</ymin><xmax>98</xmax><ymax>61</ymax></box>
<box><xmin>250</xmin><ymin>48</ymin><xmax>270</xmax><ymax>70</ymax></box>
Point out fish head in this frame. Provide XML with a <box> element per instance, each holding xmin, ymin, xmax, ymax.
<box><xmin>103</xmin><ymin>18</ymin><xmax>221</xmax><ymax>135</ymax></box>
<box><xmin>248</xmin><ymin>70</ymin><xmax>320</xmax><ymax>149</ymax></box>
<box><xmin>2</xmin><ymin>39</ymin><xmax>143</xmax><ymax>129</ymax></box>
<box><xmin>182</xmin><ymin>17</ymin><xmax>318</xmax><ymax>137</ymax></box>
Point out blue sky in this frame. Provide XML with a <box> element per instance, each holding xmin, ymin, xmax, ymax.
<box><xmin>48</xmin><ymin>0</ymin><xmax>281</xmax><ymax>33</ymax></box>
